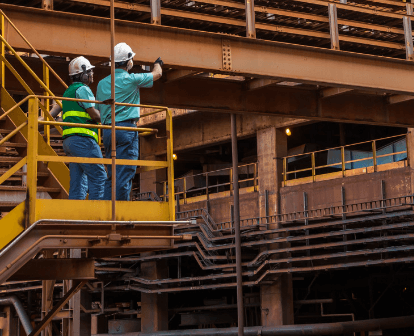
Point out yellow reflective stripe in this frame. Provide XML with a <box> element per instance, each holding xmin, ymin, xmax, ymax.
<box><xmin>63</xmin><ymin>128</ymin><xmax>99</xmax><ymax>143</ymax></box>
<box><xmin>63</xmin><ymin>111</ymin><xmax>92</xmax><ymax>120</ymax></box>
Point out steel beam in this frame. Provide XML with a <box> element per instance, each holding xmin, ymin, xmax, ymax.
<box><xmin>403</xmin><ymin>16</ymin><xmax>413</xmax><ymax>61</ymax></box>
<box><xmin>388</xmin><ymin>94</ymin><xmax>414</xmax><ymax>105</ymax></box>
<box><xmin>150</xmin><ymin>0</ymin><xmax>161</xmax><ymax>25</ymax></box>
<box><xmin>29</xmin><ymin>280</ymin><xmax>87</xmax><ymax>336</ymax></box>
<box><xmin>4</xmin><ymin>4</ymin><xmax>414</xmax><ymax>94</ymax></box>
<box><xmin>3</xmin><ymin>55</ymin><xmax>414</xmax><ymax>126</ymax></box>
<box><xmin>321</xmin><ymin>87</ymin><xmax>353</xmax><ymax>98</ymax></box>
<box><xmin>246</xmin><ymin>78</ymin><xmax>280</xmax><ymax>91</ymax></box>
<box><xmin>166</xmin><ymin>69</ymin><xmax>197</xmax><ymax>83</ymax></box>
<box><xmin>328</xmin><ymin>3</ymin><xmax>340</xmax><ymax>51</ymax></box>
<box><xmin>245</xmin><ymin>0</ymin><xmax>256</xmax><ymax>38</ymax></box>
<box><xmin>9</xmin><ymin>259</ymin><xmax>95</xmax><ymax>281</ymax></box>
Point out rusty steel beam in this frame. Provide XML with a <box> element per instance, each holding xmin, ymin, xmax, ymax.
<box><xmin>9</xmin><ymin>259</ymin><xmax>95</xmax><ymax>281</ymax></box>
<box><xmin>29</xmin><ymin>280</ymin><xmax>87</xmax><ymax>336</ymax></box>
<box><xmin>246</xmin><ymin>78</ymin><xmax>281</xmax><ymax>91</ymax></box>
<box><xmin>166</xmin><ymin>69</ymin><xmax>198</xmax><ymax>83</ymax></box>
<box><xmin>321</xmin><ymin>87</ymin><xmax>353</xmax><ymax>98</ymax></box>
<box><xmin>5</xmin><ymin>56</ymin><xmax>414</xmax><ymax>127</ymax></box>
<box><xmin>3</xmin><ymin>4</ymin><xmax>414</xmax><ymax>94</ymax></box>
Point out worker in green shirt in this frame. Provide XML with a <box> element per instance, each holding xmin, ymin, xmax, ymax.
<box><xmin>49</xmin><ymin>56</ymin><xmax>107</xmax><ymax>200</ymax></box>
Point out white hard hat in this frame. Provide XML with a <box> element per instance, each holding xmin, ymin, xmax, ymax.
<box><xmin>112</xmin><ymin>42</ymin><xmax>136</xmax><ymax>62</ymax></box>
<box><xmin>69</xmin><ymin>56</ymin><xmax>95</xmax><ymax>76</ymax></box>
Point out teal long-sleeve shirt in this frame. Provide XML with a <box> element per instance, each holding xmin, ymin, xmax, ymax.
<box><xmin>96</xmin><ymin>69</ymin><xmax>153</xmax><ymax>125</ymax></box>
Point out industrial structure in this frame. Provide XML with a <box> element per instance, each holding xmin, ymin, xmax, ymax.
<box><xmin>1</xmin><ymin>0</ymin><xmax>414</xmax><ymax>335</ymax></box>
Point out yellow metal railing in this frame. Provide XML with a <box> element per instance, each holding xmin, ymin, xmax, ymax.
<box><xmin>162</xmin><ymin>162</ymin><xmax>258</xmax><ymax>203</ymax></box>
<box><xmin>282</xmin><ymin>134</ymin><xmax>408</xmax><ymax>186</ymax></box>
<box><xmin>0</xmin><ymin>95</ymin><xmax>175</xmax><ymax>225</ymax></box>
<box><xmin>0</xmin><ymin>9</ymin><xmax>68</xmax><ymax>144</ymax></box>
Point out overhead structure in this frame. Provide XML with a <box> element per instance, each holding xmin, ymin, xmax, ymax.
<box><xmin>1</xmin><ymin>1</ymin><xmax>414</xmax><ymax>335</ymax></box>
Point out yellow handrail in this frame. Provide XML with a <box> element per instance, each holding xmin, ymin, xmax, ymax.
<box><xmin>23</xmin><ymin>96</ymin><xmax>175</xmax><ymax>226</ymax></box>
<box><xmin>282</xmin><ymin>134</ymin><xmax>408</xmax><ymax>183</ymax></box>
<box><xmin>0</xmin><ymin>9</ymin><xmax>67</xmax><ymax>89</ymax></box>
<box><xmin>0</xmin><ymin>35</ymin><xmax>62</xmax><ymax>108</ymax></box>
<box><xmin>1</xmin><ymin>13</ymin><xmax>4</xmax><ymax>88</ymax></box>
<box><xmin>162</xmin><ymin>162</ymin><xmax>258</xmax><ymax>202</ymax></box>
<box><xmin>43</xmin><ymin>63</ymin><xmax>51</xmax><ymax>145</ymax></box>
<box><xmin>0</xmin><ymin>54</ymin><xmax>63</xmax><ymax>134</ymax></box>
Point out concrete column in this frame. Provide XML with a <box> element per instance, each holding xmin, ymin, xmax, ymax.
<box><xmin>257</xmin><ymin>127</ymin><xmax>294</xmax><ymax>326</ymax></box>
<box><xmin>257</xmin><ymin>127</ymin><xmax>286</xmax><ymax>216</ymax></box>
<box><xmin>139</xmin><ymin>145</ymin><xmax>168</xmax><ymax>332</ymax></box>
<box><xmin>140</xmin><ymin>257</ymin><xmax>168</xmax><ymax>333</ymax></box>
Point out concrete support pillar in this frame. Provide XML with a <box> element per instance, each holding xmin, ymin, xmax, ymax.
<box><xmin>140</xmin><ymin>257</ymin><xmax>168</xmax><ymax>333</ymax></box>
<box><xmin>257</xmin><ymin>127</ymin><xmax>286</xmax><ymax>216</ymax></box>
<box><xmin>140</xmin><ymin>145</ymin><xmax>168</xmax><ymax>332</ymax></box>
<box><xmin>257</xmin><ymin>127</ymin><xmax>294</xmax><ymax>326</ymax></box>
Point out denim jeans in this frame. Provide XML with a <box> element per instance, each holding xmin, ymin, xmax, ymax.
<box><xmin>102</xmin><ymin>121</ymin><xmax>139</xmax><ymax>201</ymax></box>
<box><xmin>62</xmin><ymin>135</ymin><xmax>107</xmax><ymax>200</ymax></box>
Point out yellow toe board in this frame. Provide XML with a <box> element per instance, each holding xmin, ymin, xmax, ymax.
<box><xmin>0</xmin><ymin>202</ymin><xmax>25</xmax><ymax>250</ymax></box>
<box><xmin>35</xmin><ymin>199</ymin><xmax>171</xmax><ymax>222</ymax></box>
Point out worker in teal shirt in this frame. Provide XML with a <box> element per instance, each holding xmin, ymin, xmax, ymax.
<box><xmin>96</xmin><ymin>42</ymin><xmax>163</xmax><ymax>200</ymax></box>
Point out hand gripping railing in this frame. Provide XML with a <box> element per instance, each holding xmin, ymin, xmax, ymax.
<box><xmin>3</xmin><ymin>95</ymin><xmax>175</xmax><ymax>225</ymax></box>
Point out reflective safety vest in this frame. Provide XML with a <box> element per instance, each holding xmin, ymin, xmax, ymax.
<box><xmin>62</xmin><ymin>82</ymin><xmax>99</xmax><ymax>143</ymax></box>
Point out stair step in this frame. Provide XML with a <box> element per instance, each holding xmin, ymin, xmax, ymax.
<box><xmin>0</xmin><ymin>129</ymin><xmax>14</xmax><ymax>134</ymax></box>
<box><xmin>0</xmin><ymin>170</ymin><xmax>48</xmax><ymax>177</ymax></box>
<box><xmin>0</xmin><ymin>157</ymin><xmax>24</xmax><ymax>163</ymax></box>
<box><xmin>1</xmin><ymin>142</ymin><xmax>27</xmax><ymax>148</ymax></box>
<box><xmin>0</xmin><ymin>185</ymin><xmax>62</xmax><ymax>193</ymax></box>
<box><xmin>0</xmin><ymin>201</ymin><xmax>21</xmax><ymax>211</ymax></box>
<box><xmin>0</xmin><ymin>151</ymin><xmax>19</xmax><ymax>157</ymax></box>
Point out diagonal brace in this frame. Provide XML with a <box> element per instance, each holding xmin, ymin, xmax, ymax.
<box><xmin>29</xmin><ymin>280</ymin><xmax>87</xmax><ymax>336</ymax></box>
<box><xmin>0</xmin><ymin>157</ymin><xmax>26</xmax><ymax>185</ymax></box>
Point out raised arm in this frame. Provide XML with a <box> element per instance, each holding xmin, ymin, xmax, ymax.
<box><xmin>152</xmin><ymin>57</ymin><xmax>163</xmax><ymax>81</ymax></box>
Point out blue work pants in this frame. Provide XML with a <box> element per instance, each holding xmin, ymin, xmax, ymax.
<box><xmin>102</xmin><ymin>121</ymin><xmax>139</xmax><ymax>201</ymax></box>
<box><xmin>62</xmin><ymin>135</ymin><xmax>107</xmax><ymax>200</ymax></box>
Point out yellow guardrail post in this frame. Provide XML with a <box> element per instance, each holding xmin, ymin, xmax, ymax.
<box><xmin>43</xmin><ymin>64</ymin><xmax>50</xmax><ymax>145</ymax></box>
<box><xmin>1</xmin><ymin>12</ymin><xmax>4</xmax><ymax>88</ymax></box>
<box><xmin>283</xmin><ymin>157</ymin><xmax>287</xmax><ymax>187</ymax></box>
<box><xmin>253</xmin><ymin>162</ymin><xmax>257</xmax><ymax>191</ymax></box>
<box><xmin>166</xmin><ymin>109</ymin><xmax>175</xmax><ymax>220</ymax></box>
<box><xmin>372</xmin><ymin>140</ymin><xmax>377</xmax><ymax>172</ymax></box>
<box><xmin>27</xmin><ymin>97</ymin><xmax>38</xmax><ymax>226</ymax></box>
<box><xmin>341</xmin><ymin>146</ymin><xmax>345</xmax><ymax>177</ymax></box>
